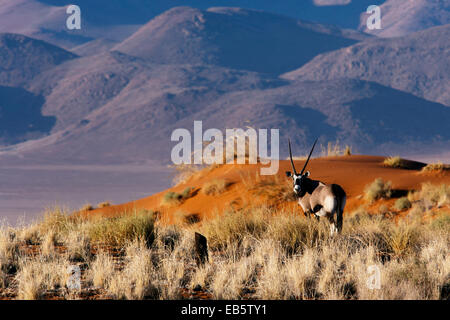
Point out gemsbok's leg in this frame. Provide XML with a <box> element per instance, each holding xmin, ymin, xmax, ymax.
<box><xmin>327</xmin><ymin>214</ymin><xmax>337</xmax><ymax>235</ymax></box>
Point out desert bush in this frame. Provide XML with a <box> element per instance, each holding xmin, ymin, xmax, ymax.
<box><xmin>383</xmin><ymin>156</ymin><xmax>408</xmax><ymax>168</ymax></box>
<box><xmin>160</xmin><ymin>187</ymin><xmax>194</xmax><ymax>207</ymax></box>
<box><xmin>409</xmin><ymin>183</ymin><xmax>450</xmax><ymax>209</ymax></box>
<box><xmin>98</xmin><ymin>202</ymin><xmax>111</xmax><ymax>208</ymax></box>
<box><xmin>364</xmin><ymin>178</ymin><xmax>393</xmax><ymax>203</ymax></box>
<box><xmin>407</xmin><ymin>203</ymin><xmax>426</xmax><ymax>222</ymax></box>
<box><xmin>394</xmin><ymin>197</ymin><xmax>412</xmax><ymax>211</ymax></box>
<box><xmin>421</xmin><ymin>162</ymin><xmax>449</xmax><ymax>173</ymax></box>
<box><xmin>80</xmin><ymin>204</ymin><xmax>94</xmax><ymax>211</ymax></box>
<box><xmin>201</xmin><ymin>179</ymin><xmax>228</xmax><ymax>196</ymax></box>
<box><xmin>419</xmin><ymin>183</ymin><xmax>449</xmax><ymax>208</ymax></box>
<box><xmin>88</xmin><ymin>211</ymin><xmax>155</xmax><ymax>246</ymax></box>
<box><xmin>161</xmin><ymin>192</ymin><xmax>182</xmax><ymax>207</ymax></box>
<box><xmin>429</xmin><ymin>212</ymin><xmax>450</xmax><ymax>231</ymax></box>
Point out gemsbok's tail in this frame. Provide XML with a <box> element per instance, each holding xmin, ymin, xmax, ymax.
<box><xmin>332</xmin><ymin>184</ymin><xmax>346</xmax><ymax>233</ymax></box>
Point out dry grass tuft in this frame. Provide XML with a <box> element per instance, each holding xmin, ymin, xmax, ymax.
<box><xmin>87</xmin><ymin>211</ymin><xmax>155</xmax><ymax>246</ymax></box>
<box><xmin>199</xmin><ymin>207</ymin><xmax>269</xmax><ymax>251</ymax></box>
<box><xmin>16</xmin><ymin>255</ymin><xmax>70</xmax><ymax>299</ymax></box>
<box><xmin>321</xmin><ymin>141</ymin><xmax>353</xmax><ymax>157</ymax></box>
<box><xmin>106</xmin><ymin>240</ymin><xmax>158</xmax><ymax>299</ymax></box>
<box><xmin>88</xmin><ymin>251</ymin><xmax>116</xmax><ymax>288</ymax></box>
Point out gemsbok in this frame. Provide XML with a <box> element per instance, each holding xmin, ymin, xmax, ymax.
<box><xmin>286</xmin><ymin>139</ymin><xmax>346</xmax><ymax>234</ymax></box>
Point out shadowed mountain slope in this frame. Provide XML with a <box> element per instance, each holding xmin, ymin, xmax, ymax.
<box><xmin>0</xmin><ymin>33</ymin><xmax>77</xmax><ymax>87</ymax></box>
<box><xmin>0</xmin><ymin>86</ymin><xmax>55</xmax><ymax>146</ymax></box>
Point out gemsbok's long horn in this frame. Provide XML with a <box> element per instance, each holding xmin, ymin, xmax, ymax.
<box><xmin>300</xmin><ymin>138</ymin><xmax>318</xmax><ymax>175</ymax></box>
<box><xmin>288</xmin><ymin>139</ymin><xmax>298</xmax><ymax>175</ymax></box>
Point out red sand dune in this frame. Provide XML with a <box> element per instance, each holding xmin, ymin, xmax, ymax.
<box><xmin>83</xmin><ymin>155</ymin><xmax>450</xmax><ymax>222</ymax></box>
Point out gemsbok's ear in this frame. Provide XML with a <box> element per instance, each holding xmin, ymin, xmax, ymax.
<box><xmin>286</xmin><ymin>171</ymin><xmax>292</xmax><ymax>177</ymax></box>
<box><xmin>304</xmin><ymin>171</ymin><xmax>310</xmax><ymax>177</ymax></box>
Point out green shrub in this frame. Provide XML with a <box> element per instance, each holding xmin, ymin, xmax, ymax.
<box><xmin>364</xmin><ymin>178</ymin><xmax>392</xmax><ymax>203</ymax></box>
<box><xmin>161</xmin><ymin>187</ymin><xmax>194</xmax><ymax>207</ymax></box>
<box><xmin>395</xmin><ymin>197</ymin><xmax>412</xmax><ymax>211</ymax></box>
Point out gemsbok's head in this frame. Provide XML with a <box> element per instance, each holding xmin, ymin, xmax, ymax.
<box><xmin>286</xmin><ymin>138</ymin><xmax>318</xmax><ymax>197</ymax></box>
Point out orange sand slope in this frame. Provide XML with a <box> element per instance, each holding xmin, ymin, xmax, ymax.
<box><xmin>84</xmin><ymin>155</ymin><xmax>450</xmax><ymax>221</ymax></box>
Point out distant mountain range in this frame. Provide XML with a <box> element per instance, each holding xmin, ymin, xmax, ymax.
<box><xmin>282</xmin><ymin>24</ymin><xmax>450</xmax><ymax>107</ymax></box>
<box><xmin>5</xmin><ymin>0</ymin><xmax>449</xmax><ymax>50</ymax></box>
<box><xmin>0</xmin><ymin>4</ymin><xmax>449</xmax><ymax>166</ymax></box>
<box><xmin>0</xmin><ymin>0</ymin><xmax>384</xmax><ymax>48</ymax></box>
<box><xmin>113</xmin><ymin>7</ymin><xmax>365</xmax><ymax>75</ymax></box>
<box><xmin>359</xmin><ymin>0</ymin><xmax>450</xmax><ymax>37</ymax></box>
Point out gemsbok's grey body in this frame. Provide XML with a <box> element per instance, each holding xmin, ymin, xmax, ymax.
<box><xmin>286</xmin><ymin>139</ymin><xmax>346</xmax><ymax>234</ymax></box>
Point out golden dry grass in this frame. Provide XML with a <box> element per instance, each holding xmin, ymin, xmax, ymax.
<box><xmin>0</xmin><ymin>189</ymin><xmax>449</xmax><ymax>300</ymax></box>
<box><xmin>320</xmin><ymin>141</ymin><xmax>352</xmax><ymax>157</ymax></box>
